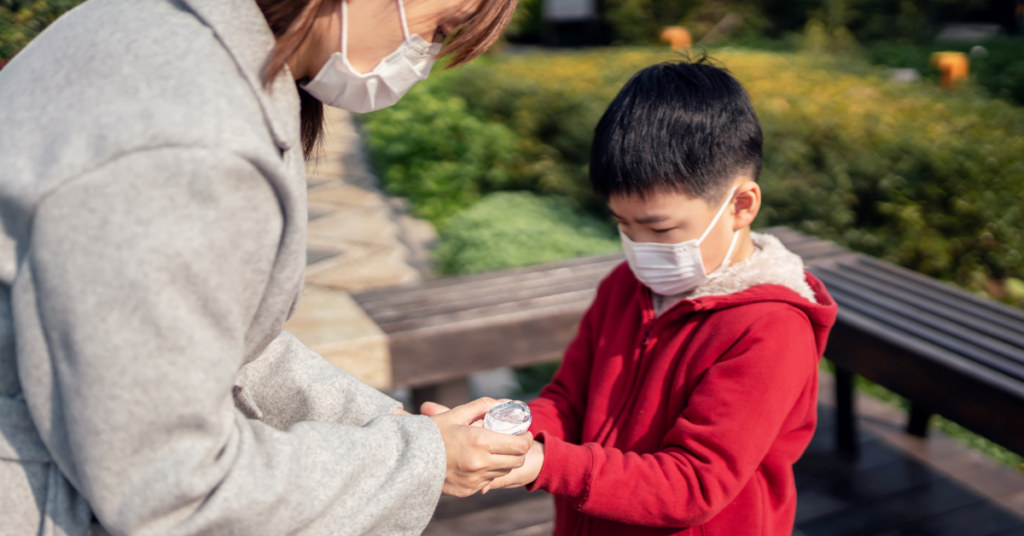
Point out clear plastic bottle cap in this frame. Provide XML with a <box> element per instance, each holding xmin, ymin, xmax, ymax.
<box><xmin>484</xmin><ymin>401</ymin><xmax>532</xmax><ymax>436</ymax></box>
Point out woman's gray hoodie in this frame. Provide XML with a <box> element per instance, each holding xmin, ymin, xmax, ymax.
<box><xmin>0</xmin><ymin>0</ymin><xmax>446</xmax><ymax>534</ymax></box>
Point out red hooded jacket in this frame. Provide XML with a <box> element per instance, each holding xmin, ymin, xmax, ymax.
<box><xmin>526</xmin><ymin>260</ymin><xmax>837</xmax><ymax>536</ymax></box>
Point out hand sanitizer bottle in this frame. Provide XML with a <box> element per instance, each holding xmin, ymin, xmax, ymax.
<box><xmin>484</xmin><ymin>401</ymin><xmax>532</xmax><ymax>435</ymax></box>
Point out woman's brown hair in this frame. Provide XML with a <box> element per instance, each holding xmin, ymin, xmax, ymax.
<box><xmin>256</xmin><ymin>0</ymin><xmax>518</xmax><ymax>158</ymax></box>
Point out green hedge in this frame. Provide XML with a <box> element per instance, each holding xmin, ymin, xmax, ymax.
<box><xmin>361</xmin><ymin>86</ymin><xmax>523</xmax><ymax>227</ymax></box>
<box><xmin>433</xmin><ymin>191</ymin><xmax>619</xmax><ymax>275</ymax></box>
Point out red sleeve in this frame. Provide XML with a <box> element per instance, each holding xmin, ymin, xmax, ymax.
<box><xmin>532</xmin><ymin>308</ymin><xmax>818</xmax><ymax>528</ymax></box>
<box><xmin>526</xmin><ymin>287</ymin><xmax>603</xmax><ymax>445</ymax></box>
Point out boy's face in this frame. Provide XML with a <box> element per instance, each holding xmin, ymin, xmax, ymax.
<box><xmin>609</xmin><ymin>180</ymin><xmax>760</xmax><ymax>274</ymax></box>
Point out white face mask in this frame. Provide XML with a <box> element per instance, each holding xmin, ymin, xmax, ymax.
<box><xmin>302</xmin><ymin>0</ymin><xmax>442</xmax><ymax>113</ymax></box>
<box><xmin>620</xmin><ymin>187</ymin><xmax>740</xmax><ymax>296</ymax></box>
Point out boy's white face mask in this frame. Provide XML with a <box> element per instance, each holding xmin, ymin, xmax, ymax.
<box><xmin>302</xmin><ymin>0</ymin><xmax>442</xmax><ymax>113</ymax></box>
<box><xmin>620</xmin><ymin>187</ymin><xmax>740</xmax><ymax>296</ymax></box>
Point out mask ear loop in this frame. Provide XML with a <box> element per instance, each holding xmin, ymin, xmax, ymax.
<box><xmin>702</xmin><ymin>187</ymin><xmax>741</xmax><ymax>274</ymax></box>
<box><xmin>396</xmin><ymin>0</ymin><xmax>411</xmax><ymax>40</ymax></box>
<box><xmin>341</xmin><ymin>0</ymin><xmax>412</xmax><ymax>64</ymax></box>
<box><xmin>343</xmin><ymin>0</ymin><xmax>411</xmax><ymax>55</ymax></box>
<box><xmin>340</xmin><ymin>0</ymin><xmax>349</xmax><ymax>59</ymax></box>
<box><xmin>697</xmin><ymin>187</ymin><xmax>739</xmax><ymax>245</ymax></box>
<box><xmin>716</xmin><ymin>227</ymin><xmax>741</xmax><ymax>272</ymax></box>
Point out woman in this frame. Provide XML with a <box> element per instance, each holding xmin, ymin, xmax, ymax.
<box><xmin>0</xmin><ymin>0</ymin><xmax>528</xmax><ymax>533</ymax></box>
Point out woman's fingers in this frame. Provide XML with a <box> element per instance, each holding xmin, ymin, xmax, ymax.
<box><xmin>419</xmin><ymin>401</ymin><xmax>450</xmax><ymax>416</ymax></box>
<box><xmin>433</xmin><ymin>404</ymin><xmax>534</xmax><ymax>497</ymax></box>
<box><xmin>446</xmin><ymin>397</ymin><xmax>498</xmax><ymax>424</ymax></box>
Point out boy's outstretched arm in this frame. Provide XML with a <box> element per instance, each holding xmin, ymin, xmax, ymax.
<box><xmin>526</xmin><ymin>300</ymin><xmax>601</xmax><ymax>444</ymax></box>
<box><xmin>528</xmin><ymin>308</ymin><xmax>819</xmax><ymax>528</ymax></box>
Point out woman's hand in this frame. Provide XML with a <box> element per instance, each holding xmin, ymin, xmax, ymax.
<box><xmin>482</xmin><ymin>440</ymin><xmax>544</xmax><ymax>493</ymax></box>
<box><xmin>427</xmin><ymin>398</ymin><xmax>533</xmax><ymax>497</ymax></box>
<box><xmin>421</xmin><ymin>400</ymin><xmax>498</xmax><ymax>427</ymax></box>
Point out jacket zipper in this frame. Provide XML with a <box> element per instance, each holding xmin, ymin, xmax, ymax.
<box><xmin>593</xmin><ymin>308</ymin><xmax>656</xmax><ymax>446</ymax></box>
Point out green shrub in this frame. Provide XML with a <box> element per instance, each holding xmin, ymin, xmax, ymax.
<box><xmin>361</xmin><ymin>73</ymin><xmax>584</xmax><ymax>228</ymax></box>
<box><xmin>439</xmin><ymin>49</ymin><xmax>668</xmax><ymax>214</ymax></box>
<box><xmin>1</xmin><ymin>0</ymin><xmax>83</xmax><ymax>61</ymax></box>
<box><xmin>360</xmin><ymin>85</ymin><xmax>520</xmax><ymax>227</ymax></box>
<box><xmin>434</xmin><ymin>191</ymin><xmax>620</xmax><ymax>275</ymax></box>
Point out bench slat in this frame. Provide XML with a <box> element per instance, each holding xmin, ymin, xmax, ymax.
<box><xmin>360</xmin><ymin>262</ymin><xmax>618</xmax><ymax>322</ymax></box>
<box><xmin>822</xmin><ymin>279</ymin><xmax>1024</xmax><ymax>382</ymax></box>
<box><xmin>854</xmin><ymin>256</ymin><xmax>1024</xmax><ymax>327</ymax></box>
<box><xmin>375</xmin><ymin>288</ymin><xmax>598</xmax><ymax>333</ymax></box>
<box><xmin>368</xmin><ymin>279</ymin><xmax>602</xmax><ymax>325</ymax></box>
<box><xmin>816</xmin><ymin>263</ymin><xmax>1024</xmax><ymax>357</ymax></box>
<box><xmin>388</xmin><ymin>302</ymin><xmax>586</xmax><ymax>387</ymax></box>
<box><xmin>355</xmin><ymin>254</ymin><xmax>623</xmax><ymax>303</ymax></box>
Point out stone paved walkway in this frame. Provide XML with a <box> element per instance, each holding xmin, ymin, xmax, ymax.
<box><xmin>284</xmin><ymin>107</ymin><xmax>436</xmax><ymax>390</ymax></box>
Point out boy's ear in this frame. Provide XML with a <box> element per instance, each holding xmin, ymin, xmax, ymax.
<box><xmin>732</xmin><ymin>180</ymin><xmax>761</xmax><ymax>230</ymax></box>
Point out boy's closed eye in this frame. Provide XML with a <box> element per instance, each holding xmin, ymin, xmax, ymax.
<box><xmin>611</xmin><ymin>206</ymin><xmax>690</xmax><ymax>244</ymax></box>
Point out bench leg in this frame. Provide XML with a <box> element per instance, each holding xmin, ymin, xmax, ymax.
<box><xmin>835</xmin><ymin>366</ymin><xmax>859</xmax><ymax>458</ymax></box>
<box><xmin>907</xmin><ymin>403</ymin><xmax>933</xmax><ymax>438</ymax></box>
<box><xmin>412</xmin><ymin>378</ymin><xmax>470</xmax><ymax>414</ymax></box>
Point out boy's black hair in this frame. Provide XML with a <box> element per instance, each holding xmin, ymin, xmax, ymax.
<box><xmin>590</xmin><ymin>55</ymin><xmax>763</xmax><ymax>202</ymax></box>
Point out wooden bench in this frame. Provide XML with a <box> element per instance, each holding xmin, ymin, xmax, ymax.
<box><xmin>353</xmin><ymin>227</ymin><xmax>1024</xmax><ymax>458</ymax></box>
<box><xmin>352</xmin><ymin>253</ymin><xmax>623</xmax><ymax>408</ymax></box>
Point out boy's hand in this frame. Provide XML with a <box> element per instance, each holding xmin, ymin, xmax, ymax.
<box><xmin>482</xmin><ymin>440</ymin><xmax>545</xmax><ymax>493</ymax></box>
<box><xmin>428</xmin><ymin>398</ymin><xmax>533</xmax><ymax>497</ymax></box>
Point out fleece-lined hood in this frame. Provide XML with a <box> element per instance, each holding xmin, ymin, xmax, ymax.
<box><xmin>686</xmin><ymin>232</ymin><xmax>818</xmax><ymax>303</ymax></box>
<box><xmin>636</xmin><ymin>231</ymin><xmax>837</xmax><ymax>358</ymax></box>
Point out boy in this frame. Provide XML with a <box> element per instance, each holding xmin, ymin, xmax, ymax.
<box><xmin>486</xmin><ymin>58</ymin><xmax>838</xmax><ymax>535</ymax></box>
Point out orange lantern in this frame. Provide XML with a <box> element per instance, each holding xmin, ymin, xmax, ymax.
<box><xmin>660</xmin><ymin>26</ymin><xmax>693</xmax><ymax>51</ymax></box>
<box><xmin>930</xmin><ymin>51</ymin><xmax>969</xmax><ymax>90</ymax></box>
